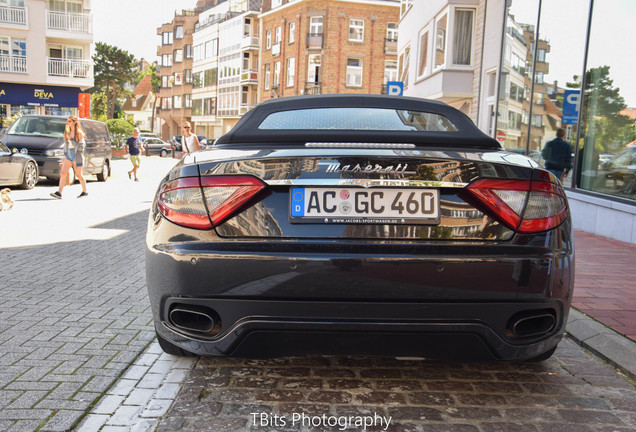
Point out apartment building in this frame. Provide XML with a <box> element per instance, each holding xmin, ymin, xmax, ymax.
<box><xmin>258</xmin><ymin>0</ymin><xmax>400</xmax><ymax>101</ymax></box>
<box><xmin>156</xmin><ymin>9</ymin><xmax>198</xmax><ymax>140</ymax></box>
<box><xmin>0</xmin><ymin>0</ymin><xmax>93</xmax><ymax>120</ymax></box>
<box><xmin>191</xmin><ymin>0</ymin><xmax>261</xmax><ymax>139</ymax></box>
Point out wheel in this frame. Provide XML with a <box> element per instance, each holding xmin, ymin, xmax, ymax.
<box><xmin>526</xmin><ymin>346</ymin><xmax>557</xmax><ymax>362</ymax></box>
<box><xmin>156</xmin><ymin>332</ymin><xmax>196</xmax><ymax>357</ymax></box>
<box><xmin>160</xmin><ymin>149</ymin><xmax>168</xmax><ymax>158</ymax></box>
<box><xmin>96</xmin><ymin>161</ymin><xmax>109</xmax><ymax>181</ymax></box>
<box><xmin>20</xmin><ymin>161</ymin><xmax>38</xmax><ymax>189</ymax></box>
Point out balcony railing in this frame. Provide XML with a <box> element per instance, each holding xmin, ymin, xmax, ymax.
<box><xmin>0</xmin><ymin>55</ymin><xmax>26</xmax><ymax>73</ymax></box>
<box><xmin>241</xmin><ymin>35</ymin><xmax>259</xmax><ymax>50</ymax></box>
<box><xmin>306</xmin><ymin>33</ymin><xmax>323</xmax><ymax>49</ymax></box>
<box><xmin>0</xmin><ymin>5</ymin><xmax>27</xmax><ymax>25</ymax></box>
<box><xmin>47</xmin><ymin>58</ymin><xmax>91</xmax><ymax>78</ymax></box>
<box><xmin>272</xmin><ymin>42</ymin><xmax>281</xmax><ymax>56</ymax></box>
<box><xmin>384</xmin><ymin>38</ymin><xmax>397</xmax><ymax>55</ymax></box>
<box><xmin>47</xmin><ymin>10</ymin><xmax>92</xmax><ymax>33</ymax></box>
<box><xmin>240</xmin><ymin>69</ymin><xmax>258</xmax><ymax>84</ymax></box>
<box><xmin>304</xmin><ymin>82</ymin><xmax>322</xmax><ymax>95</ymax></box>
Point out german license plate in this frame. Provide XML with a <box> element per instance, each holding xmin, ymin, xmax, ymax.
<box><xmin>290</xmin><ymin>187</ymin><xmax>440</xmax><ymax>224</ymax></box>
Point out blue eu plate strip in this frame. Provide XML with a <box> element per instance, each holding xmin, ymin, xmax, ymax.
<box><xmin>291</xmin><ymin>188</ymin><xmax>305</xmax><ymax>217</ymax></box>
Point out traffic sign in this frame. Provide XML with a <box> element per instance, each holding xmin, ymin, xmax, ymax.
<box><xmin>496</xmin><ymin>131</ymin><xmax>507</xmax><ymax>142</ymax></box>
<box><xmin>386</xmin><ymin>81</ymin><xmax>404</xmax><ymax>96</ymax></box>
<box><xmin>562</xmin><ymin>89</ymin><xmax>580</xmax><ymax>124</ymax></box>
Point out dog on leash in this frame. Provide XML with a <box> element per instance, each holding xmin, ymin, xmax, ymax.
<box><xmin>0</xmin><ymin>188</ymin><xmax>14</xmax><ymax>211</ymax></box>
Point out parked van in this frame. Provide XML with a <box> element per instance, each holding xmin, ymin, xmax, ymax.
<box><xmin>0</xmin><ymin>115</ymin><xmax>112</xmax><ymax>182</ymax></box>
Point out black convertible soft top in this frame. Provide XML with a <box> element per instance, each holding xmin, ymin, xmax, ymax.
<box><xmin>215</xmin><ymin>94</ymin><xmax>501</xmax><ymax>149</ymax></box>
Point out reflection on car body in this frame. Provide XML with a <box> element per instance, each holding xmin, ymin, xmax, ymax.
<box><xmin>146</xmin><ymin>95</ymin><xmax>574</xmax><ymax>362</ymax></box>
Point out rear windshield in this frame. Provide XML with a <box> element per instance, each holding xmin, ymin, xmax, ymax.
<box><xmin>258</xmin><ymin>108</ymin><xmax>458</xmax><ymax>132</ymax></box>
<box><xmin>8</xmin><ymin>117</ymin><xmax>66</xmax><ymax>138</ymax></box>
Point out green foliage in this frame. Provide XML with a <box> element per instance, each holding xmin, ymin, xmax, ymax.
<box><xmin>107</xmin><ymin>118</ymin><xmax>134</xmax><ymax>148</ymax></box>
<box><xmin>91</xmin><ymin>92</ymin><xmax>108</xmax><ymax>121</ymax></box>
<box><xmin>91</xmin><ymin>42</ymin><xmax>137</xmax><ymax>120</ymax></box>
<box><xmin>578</xmin><ymin>66</ymin><xmax>632</xmax><ymax>153</ymax></box>
<box><xmin>138</xmin><ymin>64</ymin><xmax>160</xmax><ymax>93</ymax></box>
<box><xmin>3</xmin><ymin>113</ymin><xmax>22</xmax><ymax>128</ymax></box>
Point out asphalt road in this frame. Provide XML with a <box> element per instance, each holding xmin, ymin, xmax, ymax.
<box><xmin>0</xmin><ymin>156</ymin><xmax>634</xmax><ymax>432</ymax></box>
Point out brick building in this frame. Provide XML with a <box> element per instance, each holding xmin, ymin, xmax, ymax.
<box><xmin>258</xmin><ymin>0</ymin><xmax>400</xmax><ymax>101</ymax></box>
<box><xmin>156</xmin><ymin>10</ymin><xmax>198</xmax><ymax>140</ymax></box>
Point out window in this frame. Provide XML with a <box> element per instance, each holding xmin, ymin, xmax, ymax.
<box><xmin>273</xmin><ymin>61</ymin><xmax>280</xmax><ymax>88</ymax></box>
<box><xmin>0</xmin><ymin>36</ymin><xmax>27</xmax><ymax>72</ymax></box>
<box><xmin>289</xmin><ymin>21</ymin><xmax>296</xmax><ymax>44</ymax></box>
<box><xmin>174</xmin><ymin>49</ymin><xmax>183</xmax><ymax>63</ymax></box>
<box><xmin>531</xmin><ymin>114</ymin><xmax>542</xmax><ymax>128</ymax></box>
<box><xmin>162</xmin><ymin>32</ymin><xmax>173</xmax><ymax>45</ymax></box>
<box><xmin>452</xmin><ymin>9</ymin><xmax>473</xmax><ymax>65</ymax></box>
<box><xmin>173</xmin><ymin>95</ymin><xmax>182</xmax><ymax>109</ymax></box>
<box><xmin>286</xmin><ymin>57</ymin><xmax>295</xmax><ymax>87</ymax></box>
<box><xmin>184</xmin><ymin>69</ymin><xmax>192</xmax><ymax>84</ymax></box>
<box><xmin>537</xmin><ymin>48</ymin><xmax>547</xmax><ymax>62</ymax></box>
<box><xmin>349</xmin><ymin>19</ymin><xmax>364</xmax><ymax>42</ymax></box>
<box><xmin>174</xmin><ymin>26</ymin><xmax>183</xmax><ymax>39</ymax></box>
<box><xmin>185</xmin><ymin>94</ymin><xmax>192</xmax><ymax>108</ymax></box>
<box><xmin>275</xmin><ymin>26</ymin><xmax>282</xmax><ymax>44</ymax></box>
<box><xmin>435</xmin><ymin>14</ymin><xmax>447</xmax><ymax>68</ymax></box>
<box><xmin>271</xmin><ymin>0</ymin><xmax>282</xmax><ymax>7</ymax></box>
<box><xmin>417</xmin><ymin>28</ymin><xmax>429</xmax><ymax>78</ymax></box>
<box><xmin>307</xmin><ymin>54</ymin><xmax>321</xmax><ymax>83</ymax></box>
<box><xmin>205</xmin><ymin>39</ymin><xmax>218</xmax><ymax>58</ymax></box>
<box><xmin>244</xmin><ymin>18</ymin><xmax>251</xmax><ymax>36</ymax></box>
<box><xmin>243</xmin><ymin>52</ymin><xmax>250</xmax><ymax>71</ymax></box>
<box><xmin>185</xmin><ymin>44</ymin><xmax>193</xmax><ymax>59</ymax></box>
<box><xmin>174</xmin><ymin>72</ymin><xmax>182</xmax><ymax>85</ymax></box>
<box><xmin>204</xmin><ymin>68</ymin><xmax>217</xmax><ymax>86</ymax></box>
<box><xmin>161</xmin><ymin>75</ymin><xmax>169</xmax><ymax>87</ymax></box>
<box><xmin>264</xmin><ymin>63</ymin><xmax>270</xmax><ymax>90</ymax></box>
<box><xmin>162</xmin><ymin>54</ymin><xmax>172</xmax><ymax>67</ymax></box>
<box><xmin>192</xmin><ymin>99</ymin><xmax>203</xmax><ymax>115</ymax></box>
<box><xmin>346</xmin><ymin>58</ymin><xmax>363</xmax><ymax>87</ymax></box>
<box><xmin>386</xmin><ymin>23</ymin><xmax>398</xmax><ymax>41</ymax></box>
<box><xmin>398</xmin><ymin>45</ymin><xmax>410</xmax><ymax>87</ymax></box>
<box><xmin>193</xmin><ymin>72</ymin><xmax>203</xmax><ymax>88</ymax></box>
<box><xmin>266</xmin><ymin>30</ymin><xmax>271</xmax><ymax>49</ymax></box>
<box><xmin>384</xmin><ymin>60</ymin><xmax>397</xmax><ymax>84</ymax></box>
<box><xmin>194</xmin><ymin>44</ymin><xmax>203</xmax><ymax>61</ymax></box>
<box><xmin>310</xmin><ymin>16</ymin><xmax>323</xmax><ymax>35</ymax></box>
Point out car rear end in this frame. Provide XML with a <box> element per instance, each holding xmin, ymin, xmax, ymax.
<box><xmin>146</xmin><ymin>95</ymin><xmax>574</xmax><ymax>361</ymax></box>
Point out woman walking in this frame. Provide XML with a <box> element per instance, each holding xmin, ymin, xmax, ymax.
<box><xmin>50</xmin><ymin>116</ymin><xmax>88</xmax><ymax>199</ymax></box>
<box><xmin>181</xmin><ymin>122</ymin><xmax>200</xmax><ymax>156</ymax></box>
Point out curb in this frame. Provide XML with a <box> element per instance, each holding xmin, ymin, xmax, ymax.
<box><xmin>566</xmin><ymin>308</ymin><xmax>636</xmax><ymax>380</ymax></box>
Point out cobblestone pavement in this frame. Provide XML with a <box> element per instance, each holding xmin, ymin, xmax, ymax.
<box><xmin>0</xmin><ymin>157</ymin><xmax>179</xmax><ymax>432</ymax></box>
<box><xmin>157</xmin><ymin>339</ymin><xmax>636</xmax><ymax>432</ymax></box>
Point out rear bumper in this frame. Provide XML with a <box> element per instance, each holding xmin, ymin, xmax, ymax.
<box><xmin>155</xmin><ymin>298</ymin><xmax>567</xmax><ymax>361</ymax></box>
<box><xmin>146</xmin><ymin>224</ymin><xmax>574</xmax><ymax>360</ymax></box>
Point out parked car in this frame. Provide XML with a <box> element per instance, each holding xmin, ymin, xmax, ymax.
<box><xmin>143</xmin><ymin>138</ymin><xmax>172</xmax><ymax>157</ymax></box>
<box><xmin>596</xmin><ymin>146</ymin><xmax>636</xmax><ymax>196</ymax></box>
<box><xmin>0</xmin><ymin>141</ymin><xmax>38</xmax><ymax>189</ymax></box>
<box><xmin>1</xmin><ymin>115</ymin><xmax>112</xmax><ymax>183</ymax></box>
<box><xmin>146</xmin><ymin>95</ymin><xmax>574</xmax><ymax>361</ymax></box>
<box><xmin>139</xmin><ymin>132</ymin><xmax>160</xmax><ymax>142</ymax></box>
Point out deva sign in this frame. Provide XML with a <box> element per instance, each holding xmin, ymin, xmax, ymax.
<box><xmin>34</xmin><ymin>89</ymin><xmax>54</xmax><ymax>100</ymax></box>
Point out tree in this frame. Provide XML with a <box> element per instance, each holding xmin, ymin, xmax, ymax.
<box><xmin>575</xmin><ymin>66</ymin><xmax>632</xmax><ymax>152</ymax></box>
<box><xmin>91</xmin><ymin>42</ymin><xmax>137</xmax><ymax>120</ymax></box>
<box><xmin>137</xmin><ymin>64</ymin><xmax>160</xmax><ymax>133</ymax></box>
<box><xmin>106</xmin><ymin>118</ymin><xmax>134</xmax><ymax>148</ymax></box>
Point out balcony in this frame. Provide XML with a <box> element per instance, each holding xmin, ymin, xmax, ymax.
<box><xmin>47</xmin><ymin>57</ymin><xmax>91</xmax><ymax>79</ymax></box>
<box><xmin>384</xmin><ymin>38</ymin><xmax>397</xmax><ymax>55</ymax></box>
<box><xmin>241</xmin><ymin>35</ymin><xmax>259</xmax><ymax>50</ymax></box>
<box><xmin>240</xmin><ymin>69</ymin><xmax>258</xmax><ymax>84</ymax></box>
<box><xmin>306</xmin><ymin>33</ymin><xmax>323</xmax><ymax>49</ymax></box>
<box><xmin>0</xmin><ymin>55</ymin><xmax>26</xmax><ymax>73</ymax></box>
<box><xmin>239</xmin><ymin>103</ymin><xmax>256</xmax><ymax>115</ymax></box>
<box><xmin>272</xmin><ymin>42</ymin><xmax>281</xmax><ymax>56</ymax></box>
<box><xmin>304</xmin><ymin>82</ymin><xmax>322</xmax><ymax>95</ymax></box>
<box><xmin>47</xmin><ymin>10</ymin><xmax>92</xmax><ymax>34</ymax></box>
<box><xmin>0</xmin><ymin>5</ymin><xmax>27</xmax><ymax>26</ymax></box>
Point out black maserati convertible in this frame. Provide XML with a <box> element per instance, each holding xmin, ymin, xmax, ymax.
<box><xmin>146</xmin><ymin>95</ymin><xmax>574</xmax><ymax>361</ymax></box>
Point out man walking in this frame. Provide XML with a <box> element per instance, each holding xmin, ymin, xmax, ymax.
<box><xmin>126</xmin><ymin>128</ymin><xmax>144</xmax><ymax>181</ymax></box>
<box><xmin>542</xmin><ymin>128</ymin><xmax>573</xmax><ymax>181</ymax></box>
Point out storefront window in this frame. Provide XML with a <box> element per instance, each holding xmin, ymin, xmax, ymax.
<box><xmin>576</xmin><ymin>0</ymin><xmax>636</xmax><ymax>199</ymax></box>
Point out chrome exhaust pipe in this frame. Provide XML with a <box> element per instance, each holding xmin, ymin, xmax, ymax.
<box><xmin>169</xmin><ymin>307</ymin><xmax>217</xmax><ymax>334</ymax></box>
<box><xmin>511</xmin><ymin>313</ymin><xmax>556</xmax><ymax>338</ymax></box>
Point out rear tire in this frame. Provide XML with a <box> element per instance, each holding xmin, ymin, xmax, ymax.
<box><xmin>96</xmin><ymin>161</ymin><xmax>109</xmax><ymax>181</ymax></box>
<box><xmin>156</xmin><ymin>332</ymin><xmax>197</xmax><ymax>357</ymax></box>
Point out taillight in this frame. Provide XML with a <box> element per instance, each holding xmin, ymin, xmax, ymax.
<box><xmin>464</xmin><ymin>179</ymin><xmax>568</xmax><ymax>233</ymax></box>
<box><xmin>158</xmin><ymin>175</ymin><xmax>268</xmax><ymax>230</ymax></box>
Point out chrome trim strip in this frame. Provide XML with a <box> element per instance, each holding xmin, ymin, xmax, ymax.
<box><xmin>305</xmin><ymin>142</ymin><xmax>416</xmax><ymax>149</ymax></box>
<box><xmin>265</xmin><ymin>179</ymin><xmax>468</xmax><ymax>188</ymax></box>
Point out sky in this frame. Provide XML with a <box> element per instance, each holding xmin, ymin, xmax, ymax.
<box><xmin>92</xmin><ymin>0</ymin><xmax>197</xmax><ymax>61</ymax></box>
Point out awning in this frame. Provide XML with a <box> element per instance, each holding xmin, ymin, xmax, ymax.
<box><xmin>0</xmin><ymin>83</ymin><xmax>81</xmax><ymax>107</ymax></box>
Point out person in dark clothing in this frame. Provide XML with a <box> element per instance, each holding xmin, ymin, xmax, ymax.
<box><xmin>542</xmin><ymin>128</ymin><xmax>573</xmax><ymax>180</ymax></box>
<box><xmin>126</xmin><ymin>128</ymin><xmax>144</xmax><ymax>181</ymax></box>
